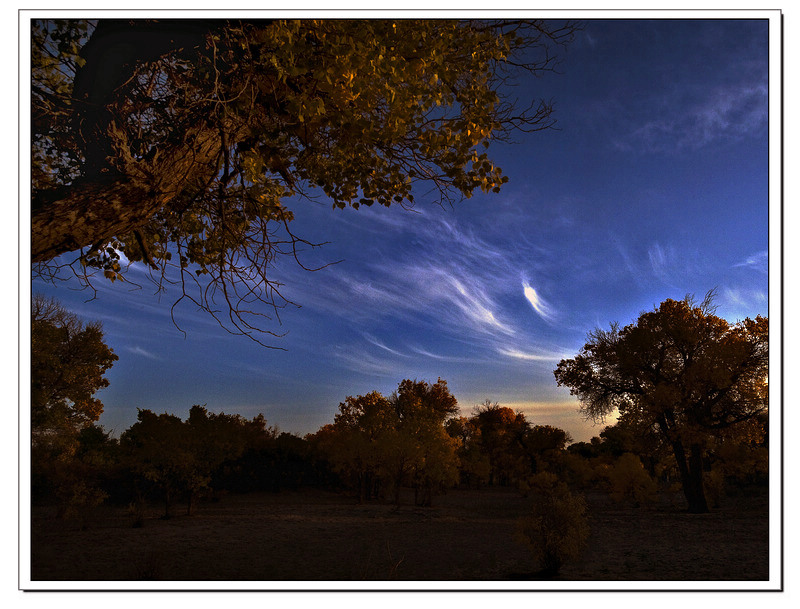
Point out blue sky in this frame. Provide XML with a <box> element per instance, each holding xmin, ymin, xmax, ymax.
<box><xmin>30</xmin><ymin>18</ymin><xmax>773</xmax><ymax>443</ymax></box>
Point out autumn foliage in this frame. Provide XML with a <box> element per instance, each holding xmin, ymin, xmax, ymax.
<box><xmin>31</xmin><ymin>19</ymin><xmax>577</xmax><ymax>344</ymax></box>
<box><xmin>308</xmin><ymin>379</ymin><xmax>460</xmax><ymax>506</ymax></box>
<box><xmin>555</xmin><ymin>292</ymin><xmax>768</xmax><ymax>513</ymax></box>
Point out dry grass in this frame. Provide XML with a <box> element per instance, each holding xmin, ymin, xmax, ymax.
<box><xmin>29</xmin><ymin>486</ymin><xmax>769</xmax><ymax>583</ymax></box>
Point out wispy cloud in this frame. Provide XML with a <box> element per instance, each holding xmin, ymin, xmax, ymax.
<box><xmin>125</xmin><ymin>345</ymin><xmax>160</xmax><ymax>360</ymax></box>
<box><xmin>646</xmin><ymin>241</ymin><xmax>710</xmax><ymax>289</ymax></box>
<box><xmin>496</xmin><ymin>347</ymin><xmax>565</xmax><ymax>362</ymax></box>
<box><xmin>287</xmin><ymin>208</ymin><xmax>569</xmax><ymax>367</ymax></box>
<box><xmin>734</xmin><ymin>250</ymin><xmax>768</xmax><ymax>274</ymax></box>
<box><xmin>648</xmin><ymin>242</ymin><xmax>667</xmax><ymax>269</ymax></box>
<box><xmin>522</xmin><ymin>279</ymin><xmax>555</xmax><ymax>323</ymax></box>
<box><xmin>443</xmin><ymin>273</ymin><xmax>515</xmax><ymax>336</ymax></box>
<box><xmin>408</xmin><ymin>345</ymin><xmax>483</xmax><ymax>364</ymax></box>
<box><xmin>302</xmin><ymin>213</ymin><xmax>522</xmax><ymax>339</ymax></box>
<box><xmin>722</xmin><ymin>287</ymin><xmax>767</xmax><ymax>309</ymax></box>
<box><xmin>363</xmin><ymin>333</ymin><xmax>411</xmax><ymax>358</ymax></box>
<box><xmin>616</xmin><ymin>82</ymin><xmax>768</xmax><ymax>153</ymax></box>
<box><xmin>648</xmin><ymin>242</ymin><xmax>671</xmax><ymax>284</ymax></box>
<box><xmin>610</xmin><ymin>236</ymin><xmax>647</xmax><ymax>288</ymax></box>
<box><xmin>331</xmin><ymin>345</ymin><xmax>401</xmax><ymax>378</ymax></box>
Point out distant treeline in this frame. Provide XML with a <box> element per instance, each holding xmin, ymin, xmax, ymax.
<box><xmin>31</xmin><ymin>378</ymin><xmax>768</xmax><ymax>524</ymax></box>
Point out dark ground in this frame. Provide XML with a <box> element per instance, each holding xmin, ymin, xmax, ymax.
<box><xmin>29</xmin><ymin>486</ymin><xmax>769</xmax><ymax>583</ymax></box>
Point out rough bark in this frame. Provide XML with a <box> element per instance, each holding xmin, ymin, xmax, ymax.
<box><xmin>32</xmin><ymin>19</ymin><xmax>223</xmax><ymax>263</ymax></box>
<box><xmin>31</xmin><ymin>119</ymin><xmax>226</xmax><ymax>262</ymax></box>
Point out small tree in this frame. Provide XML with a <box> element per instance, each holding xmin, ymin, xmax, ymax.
<box><xmin>518</xmin><ymin>476</ymin><xmax>589</xmax><ymax>577</ymax></box>
<box><xmin>120</xmin><ymin>410</ymin><xmax>194</xmax><ymax>519</ymax></box>
<box><xmin>446</xmin><ymin>416</ymin><xmax>491</xmax><ymax>488</ymax></box>
<box><xmin>470</xmin><ymin>401</ymin><xmax>531</xmax><ymax>486</ymax></box>
<box><xmin>391</xmin><ymin>378</ymin><xmax>460</xmax><ymax>505</ymax></box>
<box><xmin>120</xmin><ymin>406</ymin><xmax>271</xmax><ymax>517</ymax></box>
<box><xmin>326</xmin><ymin>391</ymin><xmax>397</xmax><ymax>502</ymax></box>
<box><xmin>523</xmin><ymin>424</ymin><xmax>573</xmax><ymax>474</ymax></box>
<box><xmin>31</xmin><ymin>294</ymin><xmax>118</xmax><ymax>444</ymax></box>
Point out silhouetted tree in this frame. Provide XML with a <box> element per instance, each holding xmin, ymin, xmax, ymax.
<box><xmin>470</xmin><ymin>401</ymin><xmax>531</xmax><ymax>486</ymax></box>
<box><xmin>31</xmin><ymin>294</ymin><xmax>118</xmax><ymax>513</ymax></box>
<box><xmin>554</xmin><ymin>292</ymin><xmax>768</xmax><ymax>513</ymax></box>
<box><xmin>31</xmin><ymin>294</ymin><xmax>118</xmax><ymax>443</ymax></box>
<box><xmin>323</xmin><ymin>391</ymin><xmax>397</xmax><ymax>502</ymax></box>
<box><xmin>31</xmin><ymin>19</ymin><xmax>577</xmax><ymax>344</ymax></box>
<box><xmin>445</xmin><ymin>416</ymin><xmax>491</xmax><ymax>488</ymax></box>
<box><xmin>120</xmin><ymin>406</ymin><xmax>275</xmax><ymax>516</ymax></box>
<box><xmin>523</xmin><ymin>424</ymin><xmax>573</xmax><ymax>474</ymax></box>
<box><xmin>120</xmin><ymin>410</ymin><xmax>194</xmax><ymax>518</ymax></box>
<box><xmin>184</xmin><ymin>405</ymin><xmax>254</xmax><ymax>512</ymax></box>
<box><xmin>391</xmin><ymin>378</ymin><xmax>460</xmax><ymax>505</ymax></box>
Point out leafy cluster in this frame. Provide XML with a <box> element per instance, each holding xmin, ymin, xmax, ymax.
<box><xmin>31</xmin><ymin>294</ymin><xmax>118</xmax><ymax>517</ymax></box>
<box><xmin>120</xmin><ymin>405</ymin><xmax>274</xmax><ymax>517</ymax></box>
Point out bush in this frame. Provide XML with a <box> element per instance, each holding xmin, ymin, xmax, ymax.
<box><xmin>55</xmin><ymin>479</ymin><xmax>108</xmax><ymax>529</ymax></box>
<box><xmin>605</xmin><ymin>453</ymin><xmax>658</xmax><ymax>506</ymax></box>
<box><xmin>561</xmin><ymin>453</ymin><xmax>598</xmax><ymax>489</ymax></box>
<box><xmin>518</xmin><ymin>480</ymin><xmax>590</xmax><ymax>576</ymax></box>
<box><xmin>714</xmin><ymin>442</ymin><xmax>768</xmax><ymax>488</ymax></box>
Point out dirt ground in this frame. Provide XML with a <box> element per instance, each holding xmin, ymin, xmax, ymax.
<box><xmin>29</xmin><ymin>486</ymin><xmax>769</xmax><ymax>583</ymax></box>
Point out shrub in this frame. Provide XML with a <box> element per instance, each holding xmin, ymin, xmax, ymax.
<box><xmin>54</xmin><ymin>480</ymin><xmax>107</xmax><ymax>530</ymax></box>
<box><xmin>518</xmin><ymin>480</ymin><xmax>590</xmax><ymax>576</ymax></box>
<box><xmin>561</xmin><ymin>452</ymin><xmax>598</xmax><ymax>489</ymax></box>
<box><xmin>605</xmin><ymin>453</ymin><xmax>658</xmax><ymax>506</ymax></box>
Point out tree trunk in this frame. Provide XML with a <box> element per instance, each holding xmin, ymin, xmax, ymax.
<box><xmin>687</xmin><ymin>443</ymin><xmax>710</xmax><ymax>513</ymax></box>
<box><xmin>163</xmin><ymin>488</ymin><xmax>173</xmax><ymax>519</ymax></box>
<box><xmin>31</xmin><ymin>19</ymin><xmax>231</xmax><ymax>264</ymax></box>
<box><xmin>657</xmin><ymin>413</ymin><xmax>710</xmax><ymax>514</ymax></box>
<box><xmin>31</xmin><ymin>121</ymin><xmax>224</xmax><ymax>263</ymax></box>
<box><xmin>394</xmin><ymin>474</ymin><xmax>402</xmax><ymax>506</ymax></box>
<box><xmin>132</xmin><ymin>493</ymin><xmax>146</xmax><ymax>527</ymax></box>
<box><xmin>669</xmin><ymin>436</ymin><xmax>710</xmax><ymax>514</ymax></box>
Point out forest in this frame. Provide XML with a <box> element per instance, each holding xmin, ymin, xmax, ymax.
<box><xmin>30</xmin><ymin>292</ymin><xmax>769</xmax><ymax>581</ymax></box>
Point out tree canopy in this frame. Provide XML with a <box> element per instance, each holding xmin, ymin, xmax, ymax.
<box><xmin>31</xmin><ymin>294</ymin><xmax>118</xmax><ymax>442</ymax></box>
<box><xmin>553</xmin><ymin>292</ymin><xmax>768</xmax><ymax>512</ymax></box>
<box><xmin>311</xmin><ymin>378</ymin><xmax>460</xmax><ymax>505</ymax></box>
<box><xmin>31</xmin><ymin>18</ymin><xmax>577</xmax><ymax>344</ymax></box>
<box><xmin>119</xmin><ymin>405</ymin><xmax>273</xmax><ymax>517</ymax></box>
